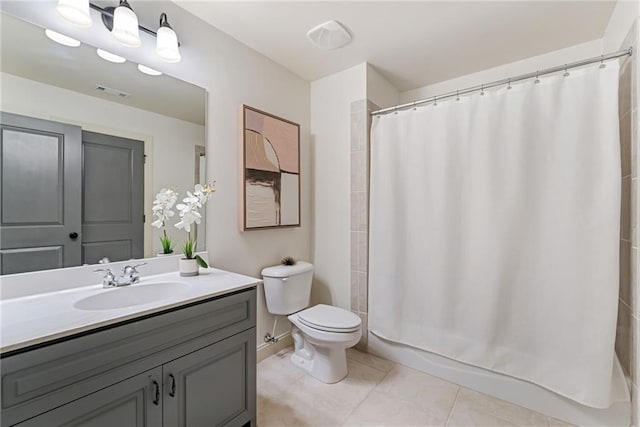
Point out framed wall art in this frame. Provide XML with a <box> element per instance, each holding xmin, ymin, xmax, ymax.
<box><xmin>240</xmin><ymin>105</ymin><xmax>300</xmax><ymax>230</ymax></box>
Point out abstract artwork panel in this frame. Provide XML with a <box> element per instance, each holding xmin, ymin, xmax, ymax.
<box><xmin>242</xmin><ymin>105</ymin><xmax>300</xmax><ymax>230</ymax></box>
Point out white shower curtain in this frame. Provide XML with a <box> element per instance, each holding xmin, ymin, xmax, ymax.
<box><xmin>369</xmin><ymin>62</ymin><xmax>628</xmax><ymax>408</ymax></box>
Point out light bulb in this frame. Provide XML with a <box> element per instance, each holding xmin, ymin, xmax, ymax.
<box><xmin>111</xmin><ymin>0</ymin><xmax>141</xmax><ymax>48</ymax></box>
<box><xmin>156</xmin><ymin>13</ymin><xmax>181</xmax><ymax>63</ymax></box>
<box><xmin>56</xmin><ymin>0</ymin><xmax>92</xmax><ymax>28</ymax></box>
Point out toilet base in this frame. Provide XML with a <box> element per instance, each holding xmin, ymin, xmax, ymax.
<box><xmin>290</xmin><ymin>327</ymin><xmax>349</xmax><ymax>383</ymax></box>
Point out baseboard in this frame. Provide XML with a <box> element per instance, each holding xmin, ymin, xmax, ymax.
<box><xmin>256</xmin><ymin>332</ymin><xmax>293</xmax><ymax>363</ymax></box>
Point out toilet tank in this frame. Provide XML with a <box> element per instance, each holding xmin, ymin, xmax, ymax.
<box><xmin>261</xmin><ymin>261</ymin><xmax>313</xmax><ymax>315</ymax></box>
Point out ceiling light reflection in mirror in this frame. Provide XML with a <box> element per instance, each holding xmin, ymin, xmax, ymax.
<box><xmin>96</xmin><ymin>48</ymin><xmax>126</xmax><ymax>63</ymax></box>
<box><xmin>45</xmin><ymin>29</ymin><xmax>81</xmax><ymax>47</ymax></box>
<box><xmin>137</xmin><ymin>64</ymin><xmax>162</xmax><ymax>76</ymax></box>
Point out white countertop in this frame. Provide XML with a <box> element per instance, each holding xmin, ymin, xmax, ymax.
<box><xmin>0</xmin><ymin>268</ymin><xmax>261</xmax><ymax>355</ymax></box>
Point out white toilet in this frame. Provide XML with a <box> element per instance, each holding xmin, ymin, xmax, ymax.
<box><xmin>261</xmin><ymin>261</ymin><xmax>362</xmax><ymax>383</ymax></box>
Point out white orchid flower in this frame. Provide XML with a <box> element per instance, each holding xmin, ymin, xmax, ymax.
<box><xmin>174</xmin><ymin>183</ymin><xmax>215</xmax><ymax>234</ymax></box>
<box><xmin>172</xmin><ymin>183</ymin><xmax>216</xmax><ymax>262</ymax></box>
<box><xmin>151</xmin><ymin>188</ymin><xmax>178</xmax><ymax>229</ymax></box>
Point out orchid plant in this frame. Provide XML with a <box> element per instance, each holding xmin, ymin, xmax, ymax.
<box><xmin>175</xmin><ymin>183</ymin><xmax>216</xmax><ymax>267</ymax></box>
<box><xmin>151</xmin><ymin>188</ymin><xmax>178</xmax><ymax>254</ymax></box>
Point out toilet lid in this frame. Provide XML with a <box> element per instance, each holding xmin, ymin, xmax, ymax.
<box><xmin>298</xmin><ymin>304</ymin><xmax>361</xmax><ymax>333</ymax></box>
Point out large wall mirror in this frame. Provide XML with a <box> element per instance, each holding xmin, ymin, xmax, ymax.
<box><xmin>0</xmin><ymin>12</ymin><xmax>207</xmax><ymax>275</ymax></box>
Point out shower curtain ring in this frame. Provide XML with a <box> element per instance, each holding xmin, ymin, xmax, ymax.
<box><xmin>433</xmin><ymin>96</ymin><xmax>437</xmax><ymax>106</ymax></box>
<box><xmin>480</xmin><ymin>84</ymin><xmax>485</xmax><ymax>96</ymax></box>
<box><xmin>563</xmin><ymin>65</ymin><xmax>570</xmax><ymax>77</ymax></box>
<box><xmin>412</xmin><ymin>101</ymin><xmax>417</xmax><ymax>111</ymax></box>
<box><xmin>534</xmin><ymin>71</ymin><xmax>540</xmax><ymax>84</ymax></box>
<box><xmin>456</xmin><ymin>90</ymin><xmax>460</xmax><ymax>101</ymax></box>
<box><xmin>599</xmin><ymin>55</ymin><xmax>606</xmax><ymax>69</ymax></box>
<box><xmin>507</xmin><ymin>78</ymin><xmax>512</xmax><ymax>90</ymax></box>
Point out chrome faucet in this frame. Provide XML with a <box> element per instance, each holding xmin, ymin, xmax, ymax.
<box><xmin>95</xmin><ymin>263</ymin><xmax>147</xmax><ymax>288</ymax></box>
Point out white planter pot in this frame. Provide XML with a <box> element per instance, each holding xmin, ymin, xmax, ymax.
<box><xmin>179</xmin><ymin>258</ymin><xmax>199</xmax><ymax>277</ymax></box>
<box><xmin>156</xmin><ymin>252</ymin><xmax>174</xmax><ymax>257</ymax></box>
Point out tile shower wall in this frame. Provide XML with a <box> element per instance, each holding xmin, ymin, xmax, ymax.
<box><xmin>350</xmin><ymin>99</ymin><xmax>377</xmax><ymax>350</ymax></box>
<box><xmin>615</xmin><ymin>20</ymin><xmax>639</xmax><ymax>427</ymax></box>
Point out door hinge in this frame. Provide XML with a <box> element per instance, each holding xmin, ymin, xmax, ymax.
<box><xmin>143</xmin><ymin>154</ymin><xmax>147</xmax><ymax>164</ymax></box>
<box><xmin>143</xmin><ymin>214</ymin><xmax>146</xmax><ymax>223</ymax></box>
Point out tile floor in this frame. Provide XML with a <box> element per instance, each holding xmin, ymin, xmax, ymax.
<box><xmin>257</xmin><ymin>347</ymin><xmax>574</xmax><ymax>427</ymax></box>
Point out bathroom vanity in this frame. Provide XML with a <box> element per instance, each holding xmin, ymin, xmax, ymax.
<box><xmin>0</xmin><ymin>267</ymin><xmax>259</xmax><ymax>427</ymax></box>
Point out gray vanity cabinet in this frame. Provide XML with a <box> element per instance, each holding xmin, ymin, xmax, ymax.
<box><xmin>16</xmin><ymin>368</ymin><xmax>163</xmax><ymax>427</ymax></box>
<box><xmin>1</xmin><ymin>287</ymin><xmax>257</xmax><ymax>427</ymax></box>
<box><xmin>163</xmin><ymin>328</ymin><xmax>255</xmax><ymax>427</ymax></box>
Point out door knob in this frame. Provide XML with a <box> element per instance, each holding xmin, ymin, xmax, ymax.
<box><xmin>69</xmin><ymin>232</ymin><xmax>79</xmax><ymax>240</ymax></box>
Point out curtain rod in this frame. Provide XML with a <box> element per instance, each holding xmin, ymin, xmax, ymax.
<box><xmin>370</xmin><ymin>47</ymin><xmax>633</xmax><ymax>116</ymax></box>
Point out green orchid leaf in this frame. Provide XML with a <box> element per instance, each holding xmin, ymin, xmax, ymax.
<box><xmin>195</xmin><ymin>255</ymin><xmax>208</xmax><ymax>269</ymax></box>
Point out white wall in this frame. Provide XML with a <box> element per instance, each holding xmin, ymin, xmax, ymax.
<box><xmin>603</xmin><ymin>0</ymin><xmax>640</xmax><ymax>51</ymax></box>
<box><xmin>147</xmin><ymin>3</ymin><xmax>312</xmax><ymax>347</ymax></box>
<box><xmin>366</xmin><ymin>64</ymin><xmax>400</xmax><ymax>109</ymax></box>
<box><xmin>0</xmin><ymin>72</ymin><xmax>204</xmax><ymax>258</ymax></box>
<box><xmin>3</xmin><ymin>1</ymin><xmax>312</xmax><ymax>347</ymax></box>
<box><xmin>311</xmin><ymin>63</ymin><xmax>367</xmax><ymax>310</ymax></box>
<box><xmin>400</xmin><ymin>40</ymin><xmax>603</xmax><ymax>103</ymax></box>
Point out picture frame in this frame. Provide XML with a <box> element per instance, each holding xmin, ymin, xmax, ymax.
<box><xmin>240</xmin><ymin>105</ymin><xmax>300</xmax><ymax>230</ymax></box>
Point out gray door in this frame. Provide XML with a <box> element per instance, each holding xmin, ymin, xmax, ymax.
<box><xmin>0</xmin><ymin>112</ymin><xmax>82</xmax><ymax>274</ymax></box>
<box><xmin>81</xmin><ymin>131</ymin><xmax>144</xmax><ymax>264</ymax></box>
<box><xmin>163</xmin><ymin>328</ymin><xmax>256</xmax><ymax>427</ymax></box>
<box><xmin>16</xmin><ymin>367</ymin><xmax>163</xmax><ymax>427</ymax></box>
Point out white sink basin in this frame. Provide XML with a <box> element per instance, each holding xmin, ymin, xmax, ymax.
<box><xmin>74</xmin><ymin>282</ymin><xmax>190</xmax><ymax>311</ymax></box>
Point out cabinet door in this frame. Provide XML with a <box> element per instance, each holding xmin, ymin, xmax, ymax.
<box><xmin>17</xmin><ymin>367</ymin><xmax>162</xmax><ymax>427</ymax></box>
<box><xmin>163</xmin><ymin>328</ymin><xmax>256</xmax><ymax>427</ymax></box>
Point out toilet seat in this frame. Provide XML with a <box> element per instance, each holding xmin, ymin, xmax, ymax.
<box><xmin>297</xmin><ymin>304</ymin><xmax>361</xmax><ymax>333</ymax></box>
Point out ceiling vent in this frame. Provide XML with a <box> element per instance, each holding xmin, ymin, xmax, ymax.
<box><xmin>306</xmin><ymin>20</ymin><xmax>352</xmax><ymax>50</ymax></box>
<box><xmin>95</xmin><ymin>85</ymin><xmax>130</xmax><ymax>98</ymax></box>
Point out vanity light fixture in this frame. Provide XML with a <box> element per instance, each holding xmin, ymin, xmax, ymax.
<box><xmin>96</xmin><ymin>48</ymin><xmax>126</xmax><ymax>63</ymax></box>
<box><xmin>45</xmin><ymin>29</ymin><xmax>81</xmax><ymax>47</ymax></box>
<box><xmin>55</xmin><ymin>1</ymin><xmax>182</xmax><ymax>62</ymax></box>
<box><xmin>56</xmin><ymin>0</ymin><xmax>92</xmax><ymax>28</ymax></box>
<box><xmin>111</xmin><ymin>0</ymin><xmax>141</xmax><ymax>47</ymax></box>
<box><xmin>137</xmin><ymin>64</ymin><xmax>162</xmax><ymax>76</ymax></box>
<box><xmin>156</xmin><ymin>13</ymin><xmax>181</xmax><ymax>63</ymax></box>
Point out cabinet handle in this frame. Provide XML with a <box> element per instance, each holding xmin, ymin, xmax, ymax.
<box><xmin>169</xmin><ymin>374</ymin><xmax>176</xmax><ymax>397</ymax></box>
<box><xmin>152</xmin><ymin>380</ymin><xmax>160</xmax><ymax>405</ymax></box>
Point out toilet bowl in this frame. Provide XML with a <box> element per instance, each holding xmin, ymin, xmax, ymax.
<box><xmin>288</xmin><ymin>304</ymin><xmax>362</xmax><ymax>383</ymax></box>
<box><xmin>261</xmin><ymin>262</ymin><xmax>363</xmax><ymax>383</ymax></box>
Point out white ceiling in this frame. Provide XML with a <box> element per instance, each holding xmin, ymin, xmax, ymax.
<box><xmin>174</xmin><ymin>1</ymin><xmax>616</xmax><ymax>92</ymax></box>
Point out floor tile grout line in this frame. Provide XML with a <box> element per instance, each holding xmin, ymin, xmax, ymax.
<box><xmin>346</xmin><ymin>354</ymin><xmax>394</xmax><ymax>376</ymax></box>
<box><xmin>340</xmin><ymin>360</ymin><xmax>398</xmax><ymax>426</ymax></box>
<box><xmin>444</xmin><ymin>387</ymin><xmax>461</xmax><ymax>427</ymax></box>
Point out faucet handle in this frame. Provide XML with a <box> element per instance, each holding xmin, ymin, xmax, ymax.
<box><xmin>95</xmin><ymin>268</ymin><xmax>116</xmax><ymax>288</ymax></box>
<box><xmin>122</xmin><ymin>263</ymin><xmax>146</xmax><ymax>274</ymax></box>
<box><xmin>121</xmin><ymin>263</ymin><xmax>146</xmax><ymax>284</ymax></box>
